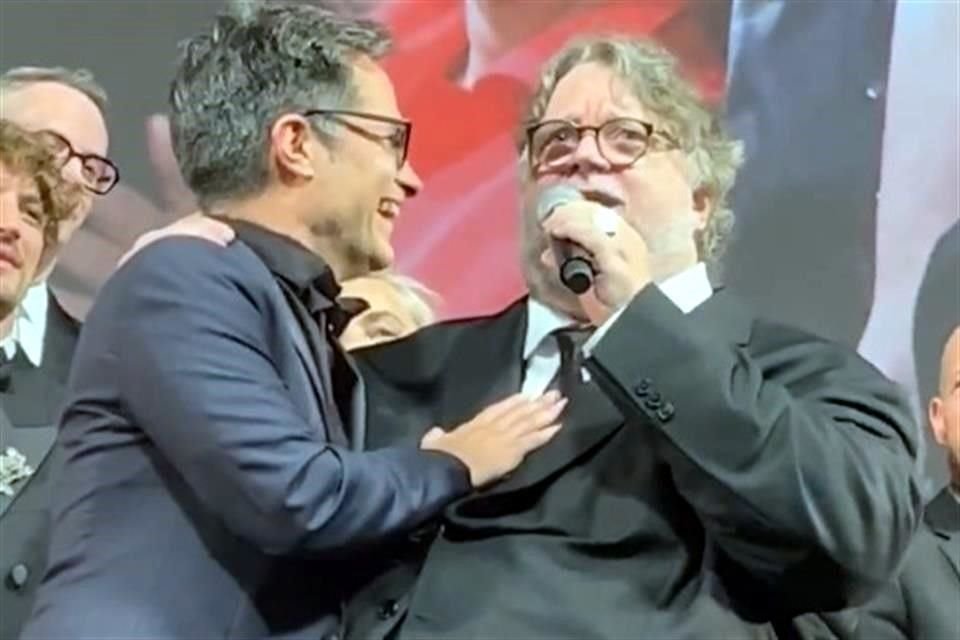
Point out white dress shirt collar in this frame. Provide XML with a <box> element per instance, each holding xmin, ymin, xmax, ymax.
<box><xmin>522</xmin><ymin>262</ymin><xmax>713</xmax><ymax>361</ymax></box>
<box><xmin>0</xmin><ymin>282</ymin><xmax>48</xmax><ymax>366</ymax></box>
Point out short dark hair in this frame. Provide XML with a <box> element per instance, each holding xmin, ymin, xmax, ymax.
<box><xmin>169</xmin><ymin>1</ymin><xmax>391</xmax><ymax>208</ymax></box>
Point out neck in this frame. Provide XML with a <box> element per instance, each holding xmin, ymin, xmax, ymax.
<box><xmin>461</xmin><ymin>0</ymin><xmax>583</xmax><ymax>87</ymax></box>
<box><xmin>948</xmin><ymin>455</ymin><xmax>960</xmax><ymax>496</ymax></box>
<box><xmin>218</xmin><ymin>192</ymin><xmax>350</xmax><ymax>281</ymax></box>
<box><xmin>0</xmin><ymin>308</ymin><xmax>14</xmax><ymax>342</ymax></box>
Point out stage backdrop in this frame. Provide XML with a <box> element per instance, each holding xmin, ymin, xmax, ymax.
<box><xmin>2</xmin><ymin>0</ymin><xmax>957</xmax><ymax>487</ymax></box>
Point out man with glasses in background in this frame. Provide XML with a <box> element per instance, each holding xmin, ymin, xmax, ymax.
<box><xmin>22</xmin><ymin>5</ymin><xmax>563</xmax><ymax>640</ymax></box>
<box><xmin>0</xmin><ymin>66</ymin><xmax>117</xmax><ymax>639</ymax></box>
<box><xmin>0</xmin><ymin>66</ymin><xmax>117</xmax><ymax>385</ymax></box>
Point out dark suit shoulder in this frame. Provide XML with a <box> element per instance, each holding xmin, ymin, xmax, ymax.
<box><xmin>95</xmin><ymin>238</ymin><xmax>275</xmax><ymax>316</ymax></box>
<box><xmin>354</xmin><ymin>299</ymin><xmax>522</xmax><ymax>376</ymax></box>
<box><xmin>925</xmin><ymin>487</ymin><xmax>960</xmax><ymax>533</ymax></box>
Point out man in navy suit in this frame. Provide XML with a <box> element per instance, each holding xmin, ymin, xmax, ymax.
<box><xmin>21</xmin><ymin>4</ymin><xmax>563</xmax><ymax>640</ymax></box>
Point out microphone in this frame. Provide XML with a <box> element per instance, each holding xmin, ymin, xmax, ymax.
<box><xmin>537</xmin><ymin>185</ymin><xmax>596</xmax><ymax>294</ymax></box>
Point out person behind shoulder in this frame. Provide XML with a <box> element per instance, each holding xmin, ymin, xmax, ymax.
<box><xmin>21</xmin><ymin>4</ymin><xmax>562</xmax><ymax>640</ymax></box>
<box><xmin>339</xmin><ymin>270</ymin><xmax>440</xmax><ymax>350</ymax></box>
<box><xmin>0</xmin><ymin>119</ymin><xmax>84</xmax><ymax>640</ymax></box>
<box><xmin>854</xmin><ymin>325</ymin><xmax>960</xmax><ymax>640</ymax></box>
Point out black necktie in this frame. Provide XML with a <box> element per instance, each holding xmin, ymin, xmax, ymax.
<box><xmin>552</xmin><ymin>328</ymin><xmax>591</xmax><ymax>396</ymax></box>
<box><xmin>0</xmin><ymin>349</ymin><xmax>13</xmax><ymax>393</ymax></box>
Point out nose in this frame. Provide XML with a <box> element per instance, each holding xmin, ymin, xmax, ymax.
<box><xmin>568</xmin><ymin>131</ymin><xmax>610</xmax><ymax>174</ymax></box>
<box><xmin>0</xmin><ymin>224</ymin><xmax>20</xmax><ymax>243</ymax></box>
<box><xmin>397</xmin><ymin>160</ymin><xmax>423</xmax><ymax>198</ymax></box>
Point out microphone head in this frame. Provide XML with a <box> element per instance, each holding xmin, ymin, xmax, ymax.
<box><xmin>536</xmin><ymin>185</ymin><xmax>583</xmax><ymax>223</ymax></box>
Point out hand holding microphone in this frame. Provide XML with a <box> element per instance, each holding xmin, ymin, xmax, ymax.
<box><xmin>537</xmin><ymin>185</ymin><xmax>652</xmax><ymax>323</ymax></box>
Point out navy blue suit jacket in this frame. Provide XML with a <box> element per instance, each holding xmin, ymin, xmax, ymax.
<box><xmin>21</xmin><ymin>237</ymin><xmax>468</xmax><ymax>640</ymax></box>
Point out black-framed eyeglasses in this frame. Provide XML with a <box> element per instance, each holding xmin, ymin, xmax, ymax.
<box><xmin>38</xmin><ymin>129</ymin><xmax>119</xmax><ymax>195</ymax></box>
<box><xmin>303</xmin><ymin>109</ymin><xmax>412</xmax><ymax>170</ymax></box>
<box><xmin>525</xmin><ymin>118</ymin><xmax>680</xmax><ymax>170</ymax></box>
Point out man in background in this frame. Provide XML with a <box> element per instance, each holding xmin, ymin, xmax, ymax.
<box><xmin>0</xmin><ymin>119</ymin><xmax>83</xmax><ymax>640</ymax></box>
<box><xmin>339</xmin><ymin>270</ymin><xmax>440</xmax><ymax>350</ymax></box>
<box><xmin>854</xmin><ymin>325</ymin><xmax>960</xmax><ymax>639</ymax></box>
<box><xmin>0</xmin><ymin>66</ymin><xmax>115</xmax><ymax>639</ymax></box>
<box><xmin>0</xmin><ymin>66</ymin><xmax>115</xmax><ymax>382</ymax></box>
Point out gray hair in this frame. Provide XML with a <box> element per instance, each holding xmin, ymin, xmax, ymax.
<box><xmin>0</xmin><ymin>66</ymin><xmax>109</xmax><ymax>115</ymax></box>
<box><xmin>520</xmin><ymin>36</ymin><xmax>744</xmax><ymax>271</ymax></box>
<box><xmin>169</xmin><ymin>0</ymin><xmax>391</xmax><ymax>208</ymax></box>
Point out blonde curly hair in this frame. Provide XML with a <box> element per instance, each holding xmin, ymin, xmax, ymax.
<box><xmin>519</xmin><ymin>36</ymin><xmax>744</xmax><ymax>271</ymax></box>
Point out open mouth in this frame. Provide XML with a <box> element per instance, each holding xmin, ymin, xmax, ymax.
<box><xmin>377</xmin><ymin>198</ymin><xmax>401</xmax><ymax>220</ymax></box>
<box><xmin>579</xmin><ymin>189</ymin><xmax>625</xmax><ymax>210</ymax></box>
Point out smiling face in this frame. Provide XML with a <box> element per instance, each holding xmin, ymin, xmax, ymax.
<box><xmin>268</xmin><ymin>56</ymin><xmax>423</xmax><ymax>281</ymax></box>
<box><xmin>312</xmin><ymin>58</ymin><xmax>423</xmax><ymax>277</ymax></box>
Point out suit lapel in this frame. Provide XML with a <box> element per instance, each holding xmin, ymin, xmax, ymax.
<box><xmin>437</xmin><ymin>300</ymin><xmax>528</xmax><ymax>431</ymax></box>
<box><xmin>42</xmin><ymin>290</ymin><xmax>80</xmax><ymax>385</ymax></box>
<box><xmin>340</xmin><ymin>345</ymin><xmax>366</xmax><ymax>452</ymax></box>
<box><xmin>925</xmin><ymin>489</ymin><xmax>960</xmax><ymax>582</ymax></box>
<box><xmin>274</xmin><ymin>280</ymin><xmax>329</xmax><ymax>438</ymax></box>
<box><xmin>0</xmin><ymin>396</ymin><xmax>58</xmax><ymax>519</ymax></box>
<box><xmin>456</xmin><ymin>287</ymin><xmax>750</xmax><ymax>510</ymax></box>
<box><xmin>449</xmin><ymin>299</ymin><xmax>623</xmax><ymax>506</ymax></box>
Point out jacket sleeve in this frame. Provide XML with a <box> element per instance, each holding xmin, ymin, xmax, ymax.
<box><xmin>102</xmin><ymin>238</ymin><xmax>469</xmax><ymax>555</ymax></box>
<box><xmin>584</xmin><ymin>285</ymin><xmax>922</xmax><ymax>612</ymax></box>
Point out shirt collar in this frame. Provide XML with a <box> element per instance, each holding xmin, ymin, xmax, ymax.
<box><xmin>523</xmin><ymin>296</ymin><xmax>578</xmax><ymax>361</ymax></box>
<box><xmin>226</xmin><ymin>219</ymin><xmax>342</xmax><ymax>308</ymax></box>
<box><xmin>522</xmin><ymin>262</ymin><xmax>712</xmax><ymax>361</ymax></box>
<box><xmin>1</xmin><ymin>282</ymin><xmax>47</xmax><ymax>366</ymax></box>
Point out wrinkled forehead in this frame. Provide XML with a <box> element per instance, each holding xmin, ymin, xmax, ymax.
<box><xmin>541</xmin><ymin>62</ymin><xmax>653</xmax><ymax>124</ymax></box>
<box><xmin>1</xmin><ymin>81</ymin><xmax>109</xmax><ymax>156</ymax></box>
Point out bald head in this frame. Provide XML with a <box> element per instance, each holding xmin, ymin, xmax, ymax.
<box><xmin>930</xmin><ymin>326</ymin><xmax>960</xmax><ymax>486</ymax></box>
<box><xmin>1</xmin><ymin>80</ymin><xmax>109</xmax><ymax>161</ymax></box>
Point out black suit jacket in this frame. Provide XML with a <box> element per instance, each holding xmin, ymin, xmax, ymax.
<box><xmin>855</xmin><ymin>488</ymin><xmax>960</xmax><ymax>640</ymax></box>
<box><xmin>351</xmin><ymin>288</ymin><xmax>921</xmax><ymax>639</ymax></box>
<box><xmin>0</xmin><ymin>290</ymin><xmax>79</xmax><ymax>640</ymax></box>
<box><xmin>21</xmin><ymin>238</ymin><xmax>468</xmax><ymax>640</ymax></box>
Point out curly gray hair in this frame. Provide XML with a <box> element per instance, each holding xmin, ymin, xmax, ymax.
<box><xmin>519</xmin><ymin>36</ymin><xmax>744</xmax><ymax>270</ymax></box>
<box><xmin>169</xmin><ymin>1</ymin><xmax>391</xmax><ymax>208</ymax></box>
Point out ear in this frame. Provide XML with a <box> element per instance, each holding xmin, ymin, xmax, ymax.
<box><xmin>269</xmin><ymin>114</ymin><xmax>323</xmax><ymax>183</ymax></box>
<box><xmin>930</xmin><ymin>396</ymin><xmax>948</xmax><ymax>446</ymax></box>
<box><xmin>691</xmin><ymin>185</ymin><xmax>714</xmax><ymax>231</ymax></box>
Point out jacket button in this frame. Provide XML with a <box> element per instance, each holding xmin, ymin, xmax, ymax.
<box><xmin>645</xmin><ymin>392</ymin><xmax>663</xmax><ymax>410</ymax></box>
<box><xmin>6</xmin><ymin>563</ymin><xmax>29</xmax><ymax>590</ymax></box>
<box><xmin>656</xmin><ymin>402</ymin><xmax>676</xmax><ymax>422</ymax></box>
<box><xmin>378</xmin><ymin>598</ymin><xmax>401</xmax><ymax>620</ymax></box>
<box><xmin>633</xmin><ymin>378</ymin><xmax>652</xmax><ymax>396</ymax></box>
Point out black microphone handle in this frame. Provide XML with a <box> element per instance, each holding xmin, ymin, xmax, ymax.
<box><xmin>551</xmin><ymin>238</ymin><xmax>595</xmax><ymax>294</ymax></box>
